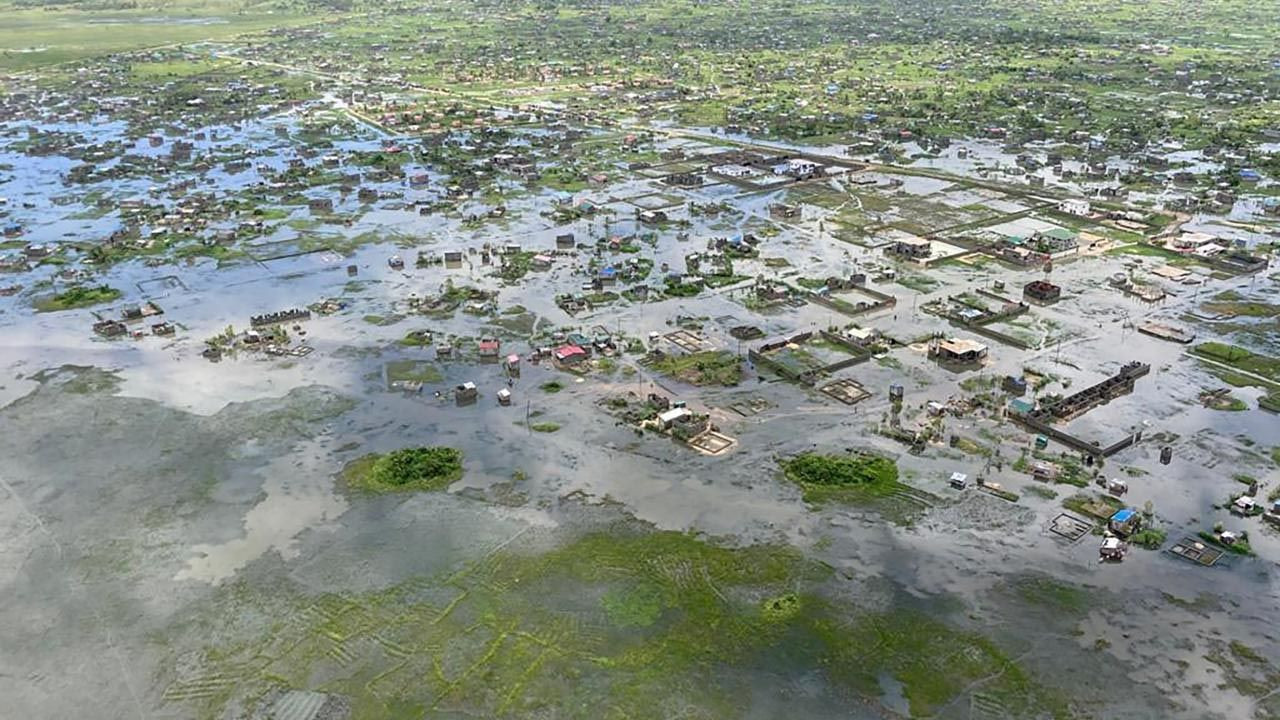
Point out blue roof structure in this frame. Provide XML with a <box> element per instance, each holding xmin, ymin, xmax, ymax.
<box><xmin>1110</xmin><ymin>509</ymin><xmax>1136</xmax><ymax>523</ymax></box>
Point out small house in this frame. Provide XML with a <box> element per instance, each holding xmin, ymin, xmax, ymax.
<box><xmin>497</xmin><ymin>388</ymin><xmax>512</xmax><ymax>406</ymax></box>
<box><xmin>455</xmin><ymin>382</ymin><xmax>478</xmax><ymax>405</ymax></box>
<box><xmin>1058</xmin><ymin>199</ymin><xmax>1091</xmax><ymax>216</ymax></box>
<box><xmin>888</xmin><ymin>237</ymin><xmax>931</xmax><ymax>259</ymax></box>
<box><xmin>1108</xmin><ymin>508</ymin><xmax>1142</xmax><ymax>537</ymax></box>
<box><xmin>478</xmin><ymin>337</ymin><xmax>500</xmax><ymax>359</ymax></box>
<box><xmin>553</xmin><ymin>344</ymin><xmax>588</xmax><ymax>366</ymax></box>
<box><xmin>931</xmin><ymin>338</ymin><xmax>988</xmax><ymax>364</ymax></box>
<box><xmin>1023</xmin><ymin>280</ymin><xmax>1061</xmax><ymax>303</ymax></box>
<box><xmin>1231</xmin><ymin>495</ymin><xmax>1257</xmax><ymax>517</ymax></box>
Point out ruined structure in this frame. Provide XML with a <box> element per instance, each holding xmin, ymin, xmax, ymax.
<box><xmin>1010</xmin><ymin>362</ymin><xmax>1151</xmax><ymax>457</ymax></box>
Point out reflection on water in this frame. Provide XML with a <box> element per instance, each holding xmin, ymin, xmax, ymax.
<box><xmin>177</xmin><ymin>436</ymin><xmax>348</xmax><ymax>582</ymax></box>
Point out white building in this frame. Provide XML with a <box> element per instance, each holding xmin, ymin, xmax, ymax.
<box><xmin>1058</xmin><ymin>198</ymin><xmax>1091</xmax><ymax>216</ymax></box>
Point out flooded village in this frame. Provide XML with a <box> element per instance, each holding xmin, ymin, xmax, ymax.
<box><xmin>1</xmin><ymin>1</ymin><xmax>1279</xmax><ymax>719</ymax></box>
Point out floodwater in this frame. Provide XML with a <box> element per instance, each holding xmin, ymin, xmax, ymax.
<box><xmin>1</xmin><ymin>99</ymin><xmax>1278</xmax><ymax>720</ymax></box>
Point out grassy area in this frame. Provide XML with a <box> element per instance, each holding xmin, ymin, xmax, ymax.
<box><xmin>0</xmin><ymin>4</ymin><xmax>326</xmax><ymax>71</ymax></box>
<box><xmin>363</xmin><ymin>313</ymin><xmax>404</xmax><ymax>326</ymax></box>
<box><xmin>1010</xmin><ymin>575</ymin><xmax>1087</xmax><ymax>613</ymax></box>
<box><xmin>340</xmin><ymin>446</ymin><xmax>463</xmax><ymax>494</ymax></box>
<box><xmin>1198</xmin><ymin>531</ymin><xmax>1254</xmax><ymax>556</ymax></box>
<box><xmin>1130</xmin><ymin>527</ymin><xmax>1167</xmax><ymax>550</ymax></box>
<box><xmin>778</xmin><ymin>452</ymin><xmax>933</xmax><ymax>525</ymax></box>
<box><xmin>385</xmin><ymin>360</ymin><xmax>444</xmax><ymax>385</ymax></box>
<box><xmin>1062</xmin><ymin>492</ymin><xmax>1122</xmax><ymax>520</ymax></box>
<box><xmin>166</xmin><ymin>526</ymin><xmax>1073</xmax><ymax>719</ymax></box>
<box><xmin>539</xmin><ymin>380</ymin><xmax>564</xmax><ymax>393</ymax></box>
<box><xmin>1105</xmin><ymin>242</ymin><xmax>1186</xmax><ymax>261</ymax></box>
<box><xmin>1201</xmin><ymin>291</ymin><xmax>1280</xmax><ymax>318</ymax></box>
<box><xmin>529</xmin><ymin>421</ymin><xmax>561</xmax><ymax>433</ymax></box>
<box><xmin>1261</xmin><ymin>393</ymin><xmax>1280</xmax><ymax>412</ymax></box>
<box><xmin>398</xmin><ymin>329</ymin><xmax>434</xmax><ymax>347</ymax></box>
<box><xmin>1025</xmin><ymin>485</ymin><xmax>1059</xmax><ymax>500</ymax></box>
<box><xmin>34</xmin><ymin>284</ymin><xmax>121</xmax><ymax>312</ymax></box>
<box><xmin>651</xmin><ymin>350</ymin><xmax>742</xmax><ymax>386</ymax></box>
<box><xmin>1192</xmin><ymin>342</ymin><xmax>1280</xmax><ymax>383</ymax></box>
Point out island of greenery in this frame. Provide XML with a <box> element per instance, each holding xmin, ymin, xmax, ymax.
<box><xmin>340</xmin><ymin>446</ymin><xmax>464</xmax><ymax>494</ymax></box>
<box><xmin>782</xmin><ymin>451</ymin><xmax>899</xmax><ymax>499</ymax></box>
<box><xmin>780</xmin><ymin>451</ymin><xmax>936</xmax><ymax>525</ymax></box>
<box><xmin>35</xmin><ymin>284</ymin><xmax>121</xmax><ymax>312</ymax></box>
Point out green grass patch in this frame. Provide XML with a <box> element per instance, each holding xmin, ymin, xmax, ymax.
<box><xmin>385</xmin><ymin>360</ymin><xmax>443</xmax><ymax>385</ymax></box>
<box><xmin>399</xmin><ymin>329</ymin><xmax>433</xmax><ymax>347</ymax></box>
<box><xmin>340</xmin><ymin>446</ymin><xmax>463</xmax><ymax>494</ymax></box>
<box><xmin>34</xmin><ymin>284</ymin><xmax>121</xmax><ymax>312</ymax></box>
<box><xmin>1192</xmin><ymin>342</ymin><xmax>1280</xmax><ymax>383</ymax></box>
<box><xmin>1198</xmin><ymin>531</ymin><xmax>1254</xmax><ymax>556</ymax></box>
<box><xmin>1010</xmin><ymin>575</ymin><xmax>1087</xmax><ymax>613</ymax></box>
<box><xmin>601</xmin><ymin>583</ymin><xmax>666</xmax><ymax>628</ymax></box>
<box><xmin>165</xmin><ymin>523</ymin><xmax>1072</xmax><ymax>719</ymax></box>
<box><xmin>529</xmin><ymin>422</ymin><xmax>561</xmax><ymax>433</ymax></box>
<box><xmin>1025</xmin><ymin>485</ymin><xmax>1059</xmax><ymax>500</ymax></box>
<box><xmin>1130</xmin><ymin>528</ymin><xmax>1167</xmax><ymax>550</ymax></box>
<box><xmin>651</xmin><ymin>350</ymin><xmax>742</xmax><ymax>386</ymax></box>
<box><xmin>539</xmin><ymin>380</ymin><xmax>564</xmax><ymax>393</ymax></box>
<box><xmin>778</xmin><ymin>452</ymin><xmax>931</xmax><ymax>524</ymax></box>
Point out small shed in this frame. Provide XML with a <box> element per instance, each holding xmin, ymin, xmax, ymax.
<box><xmin>455</xmin><ymin>382</ymin><xmax>478</xmax><ymax>405</ymax></box>
<box><xmin>657</xmin><ymin>406</ymin><xmax>692</xmax><ymax>429</ymax></box>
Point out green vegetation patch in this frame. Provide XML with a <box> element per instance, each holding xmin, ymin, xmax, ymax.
<box><xmin>399</xmin><ymin>329</ymin><xmax>434</xmax><ymax>347</ymax></box>
<box><xmin>1009</xmin><ymin>575</ymin><xmax>1088</xmax><ymax>613</ymax></box>
<box><xmin>385</xmin><ymin>360</ymin><xmax>444</xmax><ymax>385</ymax></box>
<box><xmin>651</xmin><ymin>350</ymin><xmax>742</xmax><ymax>386</ymax></box>
<box><xmin>34</xmin><ymin>284</ymin><xmax>121</xmax><ymax>312</ymax></box>
<box><xmin>1192</xmin><ymin>342</ymin><xmax>1280</xmax><ymax>383</ymax></box>
<box><xmin>783</xmin><ymin>452</ymin><xmax>899</xmax><ymax>493</ymax></box>
<box><xmin>1197</xmin><ymin>531</ymin><xmax>1254</xmax><ymax>556</ymax></box>
<box><xmin>780</xmin><ymin>452</ymin><xmax>933</xmax><ymax>524</ymax></box>
<box><xmin>601</xmin><ymin>583</ymin><xmax>667</xmax><ymax>628</ymax></box>
<box><xmin>162</xmin><ymin>527</ymin><xmax>1074</xmax><ymax>719</ymax></box>
<box><xmin>1129</xmin><ymin>528</ymin><xmax>1167</xmax><ymax>550</ymax></box>
<box><xmin>340</xmin><ymin>446</ymin><xmax>464</xmax><ymax>494</ymax></box>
